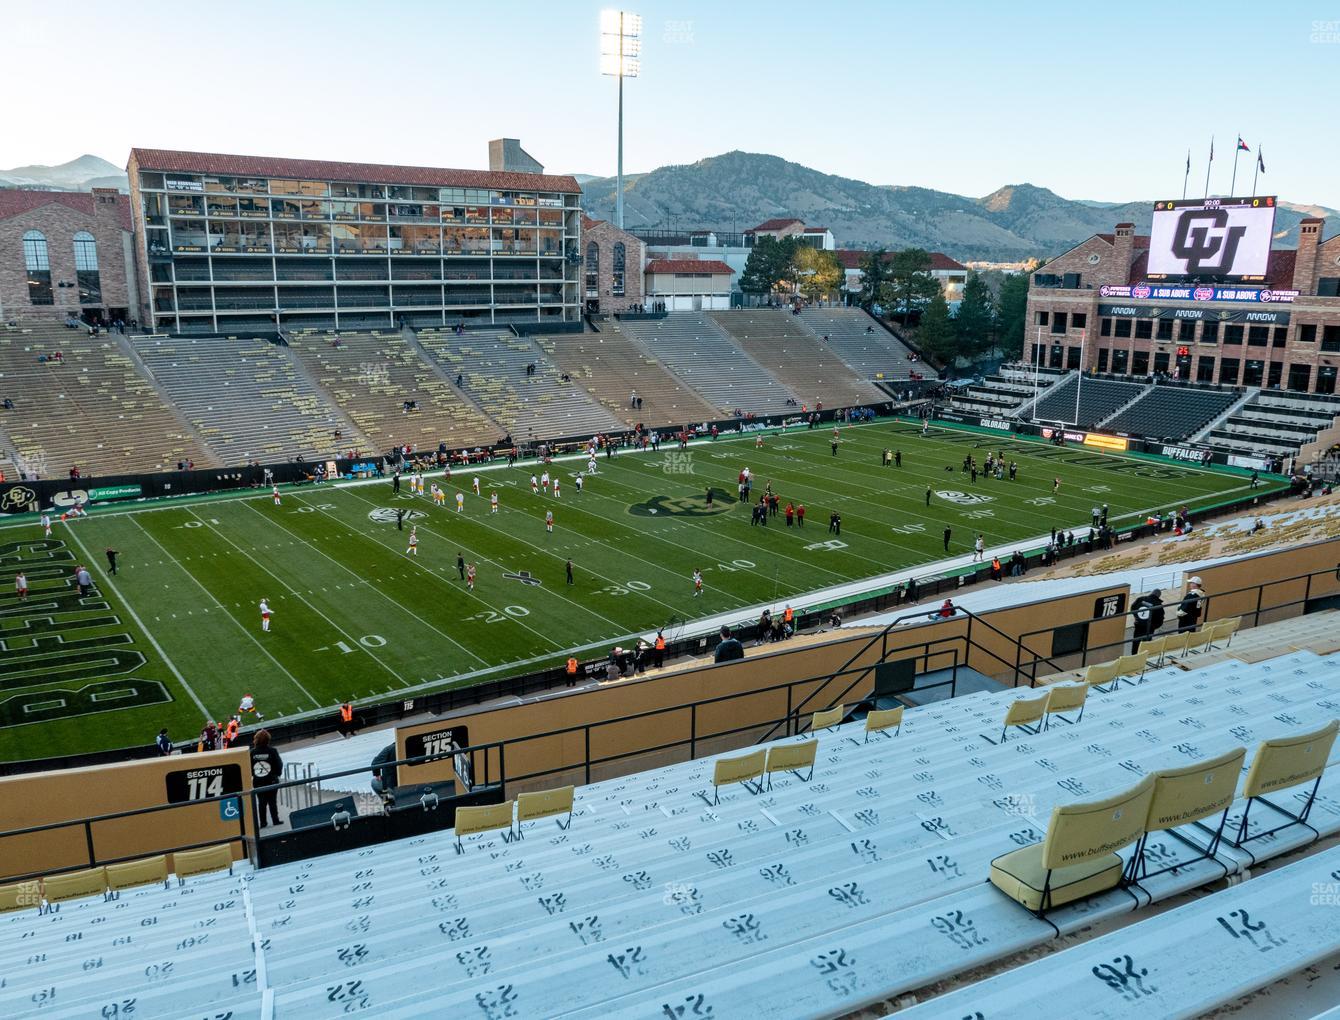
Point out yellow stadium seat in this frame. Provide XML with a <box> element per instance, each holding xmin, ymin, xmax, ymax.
<box><xmin>1043</xmin><ymin>684</ymin><xmax>1089</xmax><ymax>729</ymax></box>
<box><xmin>1207</xmin><ymin>616</ymin><xmax>1241</xmax><ymax>650</ymax></box>
<box><xmin>42</xmin><ymin>867</ymin><xmax>108</xmax><ymax>909</ymax></box>
<box><xmin>764</xmin><ymin>740</ymin><xmax>818</xmax><ymax>788</ymax></box>
<box><xmin>454</xmin><ymin>800</ymin><xmax>516</xmax><ymax>853</ymax></box>
<box><xmin>1226</xmin><ymin>720</ymin><xmax>1340</xmax><ymax>847</ymax></box>
<box><xmin>173</xmin><ymin>844</ymin><xmax>235</xmax><ymax>885</ymax></box>
<box><xmin>989</xmin><ymin>776</ymin><xmax>1155</xmax><ymax>916</ymax></box>
<box><xmin>1083</xmin><ymin>660</ymin><xmax>1121</xmax><ymax>693</ymax></box>
<box><xmin>712</xmin><ymin>749</ymin><xmax>767</xmax><ymax>804</ymax></box>
<box><xmin>1138</xmin><ymin>633</ymin><xmax>1167</xmax><ymax>665</ymax></box>
<box><xmin>516</xmin><ymin>786</ymin><xmax>575</xmax><ymax>835</ymax></box>
<box><xmin>106</xmin><ymin>855</ymin><xmax>170</xmax><ymax>897</ymax></box>
<box><xmin>1000</xmin><ymin>693</ymin><xmax>1049</xmax><ymax>742</ymax></box>
<box><xmin>1159</xmin><ymin>630</ymin><xmax>1192</xmax><ymax>661</ymax></box>
<box><xmin>1182</xmin><ymin>628</ymin><xmax>1213</xmax><ymax>655</ymax></box>
<box><xmin>1129</xmin><ymin>746</ymin><xmax>1246</xmax><ymax>881</ymax></box>
<box><xmin>864</xmin><ymin>706</ymin><xmax>903</xmax><ymax>742</ymax></box>
<box><xmin>0</xmin><ymin>880</ymin><xmax>41</xmax><ymax>914</ymax></box>
<box><xmin>811</xmin><ymin>705</ymin><xmax>845</xmax><ymax>733</ymax></box>
<box><xmin>1113</xmin><ymin>652</ymin><xmax>1149</xmax><ymax>685</ymax></box>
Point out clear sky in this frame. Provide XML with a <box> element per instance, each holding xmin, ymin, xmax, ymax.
<box><xmin>2</xmin><ymin>0</ymin><xmax>1337</xmax><ymax>207</ymax></box>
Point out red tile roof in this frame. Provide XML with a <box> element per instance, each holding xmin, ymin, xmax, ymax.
<box><xmin>0</xmin><ymin>189</ymin><xmax>132</xmax><ymax>231</ymax></box>
<box><xmin>747</xmin><ymin>218</ymin><xmax>803</xmax><ymax>233</ymax></box>
<box><xmin>129</xmin><ymin>148</ymin><xmax>582</xmax><ymax>194</ymax></box>
<box><xmin>645</xmin><ymin>259</ymin><xmax>735</xmax><ymax>275</ymax></box>
<box><xmin>1126</xmin><ymin>248</ymin><xmax>1296</xmax><ymax>288</ymax></box>
<box><xmin>833</xmin><ymin>249</ymin><xmax>967</xmax><ymax>272</ymax></box>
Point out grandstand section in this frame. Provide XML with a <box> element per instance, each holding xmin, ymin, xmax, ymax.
<box><xmin>415</xmin><ymin>327</ymin><xmax>623</xmax><ymax>440</ymax></box>
<box><xmin>6</xmin><ymin>640</ymin><xmax>1337</xmax><ymax>1018</ymax></box>
<box><xmin>797</xmin><ymin>306</ymin><xmax>921</xmax><ymax>380</ymax></box>
<box><xmin>541</xmin><ymin>326</ymin><xmax>722</xmax><ymax>427</ymax></box>
<box><xmin>617</xmin><ymin>312</ymin><xmax>800</xmax><ymax>414</ymax></box>
<box><xmin>1207</xmin><ymin>389</ymin><xmax>1340</xmax><ymax>463</ymax></box>
<box><xmin>285</xmin><ymin>328</ymin><xmax>501</xmax><ymax>451</ymax></box>
<box><xmin>1099</xmin><ymin>381</ymin><xmax>1242</xmax><ymax>440</ymax></box>
<box><xmin>1029</xmin><ymin>373</ymin><xmax>1144</xmax><ymax>428</ymax></box>
<box><xmin>708</xmin><ymin>309</ymin><xmax>886</xmax><ymax>408</ymax></box>
<box><xmin>132</xmin><ymin>335</ymin><xmax>370</xmax><ymax>463</ymax></box>
<box><xmin>0</xmin><ymin>321</ymin><xmax>215</xmax><ymax>475</ymax></box>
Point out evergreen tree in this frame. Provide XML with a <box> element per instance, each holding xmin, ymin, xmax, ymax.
<box><xmin>879</xmin><ymin>248</ymin><xmax>940</xmax><ymax>319</ymax></box>
<box><xmin>995</xmin><ymin>271</ymin><xmax>1030</xmax><ymax>358</ymax></box>
<box><xmin>739</xmin><ymin>236</ymin><xmax>799</xmax><ymax>297</ymax></box>
<box><xmin>954</xmin><ymin>271</ymin><xmax>997</xmax><ymax>358</ymax></box>
<box><xmin>916</xmin><ymin>292</ymin><xmax>957</xmax><ymax>364</ymax></box>
<box><xmin>856</xmin><ymin>248</ymin><xmax>890</xmax><ymax>309</ymax></box>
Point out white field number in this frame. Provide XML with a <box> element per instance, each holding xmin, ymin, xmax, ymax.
<box><xmin>290</xmin><ymin>504</ymin><xmax>336</xmax><ymax>514</ymax></box>
<box><xmin>712</xmin><ymin>559</ymin><xmax>755</xmax><ymax>573</ymax></box>
<box><xmin>600</xmin><ymin>580</ymin><xmax>651</xmax><ymax>596</ymax></box>
<box><xmin>465</xmin><ymin>606</ymin><xmax>530</xmax><ymax>624</ymax></box>
<box><xmin>325</xmin><ymin>635</ymin><xmax>388</xmax><ymax>654</ymax></box>
<box><xmin>178</xmin><ymin>519</ymin><xmax>220</xmax><ymax>528</ymax></box>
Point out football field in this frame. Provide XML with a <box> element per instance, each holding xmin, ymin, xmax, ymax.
<box><xmin>0</xmin><ymin>419</ymin><xmax>1275</xmax><ymax>760</ymax></box>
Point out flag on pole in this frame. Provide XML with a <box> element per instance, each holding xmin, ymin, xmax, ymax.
<box><xmin>1257</xmin><ymin>149</ymin><xmax>1265</xmax><ymax>174</ymax></box>
<box><xmin>1185</xmin><ymin>150</ymin><xmax>1191</xmax><ymax>174</ymax></box>
<box><xmin>1236</xmin><ymin>136</ymin><xmax>1250</xmax><ymax>153</ymax></box>
<box><xmin>1209</xmin><ymin>137</ymin><xmax>1214</xmax><ymax>161</ymax></box>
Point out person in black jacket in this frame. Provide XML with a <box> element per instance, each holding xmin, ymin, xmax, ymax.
<box><xmin>1176</xmin><ymin>577</ymin><xmax>1205</xmax><ymax>632</ymax></box>
<box><xmin>250</xmin><ymin>729</ymin><xmax>284</xmax><ymax>829</ymax></box>
<box><xmin>714</xmin><ymin>625</ymin><xmax>744</xmax><ymax>663</ymax></box>
<box><xmin>1130</xmin><ymin>589</ymin><xmax>1165</xmax><ymax>653</ymax></box>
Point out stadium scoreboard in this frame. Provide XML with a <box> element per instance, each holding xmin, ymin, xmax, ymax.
<box><xmin>1146</xmin><ymin>196</ymin><xmax>1276</xmax><ymax>282</ymax></box>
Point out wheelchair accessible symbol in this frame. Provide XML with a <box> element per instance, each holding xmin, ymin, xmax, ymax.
<box><xmin>220</xmin><ymin>797</ymin><xmax>241</xmax><ymax>821</ymax></box>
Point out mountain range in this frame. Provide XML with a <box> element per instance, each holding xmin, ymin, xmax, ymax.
<box><xmin>0</xmin><ymin>154</ymin><xmax>128</xmax><ymax>192</ymax></box>
<box><xmin>6</xmin><ymin>151</ymin><xmax>1335</xmax><ymax>264</ymax></box>
<box><xmin>580</xmin><ymin>151</ymin><xmax>1338</xmax><ymax>262</ymax></box>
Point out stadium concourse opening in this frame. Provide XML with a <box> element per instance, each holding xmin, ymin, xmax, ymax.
<box><xmin>0</xmin><ymin>415</ymin><xmax>1284</xmax><ymax>763</ymax></box>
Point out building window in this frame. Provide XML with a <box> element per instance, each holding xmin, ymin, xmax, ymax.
<box><xmin>1223</xmin><ymin>324</ymin><xmax>1244</xmax><ymax>345</ymax></box>
<box><xmin>1132</xmin><ymin>351</ymin><xmax>1149</xmax><ymax>376</ymax></box>
<box><xmin>23</xmin><ymin>230</ymin><xmax>53</xmax><ymax>305</ymax></box>
<box><xmin>612</xmin><ymin>242</ymin><xmax>626</xmax><ymax>297</ymax></box>
<box><xmin>1178</xmin><ymin>320</ymin><xmax>1196</xmax><ymax>342</ymax></box>
<box><xmin>1298</xmin><ymin>324</ymin><xmax>1317</xmax><ymax>343</ymax></box>
<box><xmin>1111</xmin><ymin>349</ymin><xmax>1129</xmax><ymax>374</ymax></box>
<box><xmin>1097</xmin><ymin>348</ymin><xmax>1109</xmax><ymax>372</ymax></box>
<box><xmin>1153</xmin><ymin>351</ymin><xmax>1170</xmax><ymax>375</ymax></box>
<box><xmin>1071</xmin><ymin>313</ymin><xmax>1086</xmax><ymax>330</ymax></box>
<box><xmin>1035</xmin><ymin>310</ymin><xmax>1049</xmax><ymax>326</ymax></box>
<box><xmin>1050</xmin><ymin>312</ymin><xmax>1067</xmax><ymax>334</ymax></box>
<box><xmin>1318</xmin><ymin>365</ymin><xmax>1338</xmax><ymax>395</ymax></box>
<box><xmin>73</xmin><ymin>231</ymin><xmax>101</xmax><ymax>305</ymax></box>
<box><xmin>1317</xmin><ymin>277</ymin><xmax>1340</xmax><ymax>297</ymax></box>
<box><xmin>1322</xmin><ymin>325</ymin><xmax>1340</xmax><ymax>353</ymax></box>
<box><xmin>1272</xmin><ymin>327</ymin><xmax>1287</xmax><ymax>347</ymax></box>
<box><xmin>1065</xmin><ymin>345</ymin><xmax>1081</xmax><ymax>369</ymax></box>
<box><xmin>1156</xmin><ymin>319</ymin><xmax>1173</xmax><ymax>342</ymax></box>
<box><xmin>1196</xmin><ymin>357</ymin><xmax>1215</xmax><ymax>383</ymax></box>
<box><xmin>1247</xmin><ymin>325</ymin><xmax>1269</xmax><ymax>347</ymax></box>
<box><xmin>1114</xmin><ymin>319</ymin><xmax>1132</xmax><ymax>338</ymax></box>
<box><xmin>585</xmin><ymin>241</ymin><xmax>599</xmax><ymax>290</ymax></box>
<box><xmin>1135</xmin><ymin>319</ymin><xmax>1153</xmax><ymax>340</ymax></box>
<box><xmin>1266</xmin><ymin>361</ymin><xmax>1283</xmax><ymax>389</ymax></box>
<box><xmin>1100</xmin><ymin>317</ymin><xmax>1111</xmax><ymax>337</ymax></box>
<box><xmin>1243</xmin><ymin>360</ymin><xmax>1265</xmax><ymax>387</ymax></box>
<box><xmin>1220</xmin><ymin>358</ymin><xmax>1240</xmax><ymax>385</ymax></box>
<box><xmin>1201</xmin><ymin>321</ymin><xmax>1219</xmax><ymax>344</ymax></box>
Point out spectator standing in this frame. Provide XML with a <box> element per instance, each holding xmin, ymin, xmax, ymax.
<box><xmin>1131</xmin><ymin>589</ymin><xmax>1165</xmax><ymax>653</ymax></box>
<box><xmin>155</xmin><ymin>728</ymin><xmax>172</xmax><ymax>755</ymax></box>
<box><xmin>105</xmin><ymin>547</ymin><xmax>119</xmax><ymax>575</ymax></box>
<box><xmin>713</xmin><ymin>625</ymin><xmax>744</xmax><ymax>663</ymax></box>
<box><xmin>1176</xmin><ymin>577</ymin><xmax>1205</xmax><ymax>632</ymax></box>
<box><xmin>250</xmin><ymin>729</ymin><xmax>284</xmax><ymax>829</ymax></box>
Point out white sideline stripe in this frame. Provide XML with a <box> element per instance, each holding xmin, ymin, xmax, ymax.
<box><xmin>62</xmin><ymin>522</ymin><xmax>211</xmax><ymax>718</ymax></box>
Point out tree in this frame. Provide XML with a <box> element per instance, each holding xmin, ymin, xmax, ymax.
<box><xmin>794</xmin><ymin>246</ymin><xmax>844</xmax><ymax>303</ymax></box>
<box><xmin>878</xmin><ymin>248</ymin><xmax>940</xmax><ymax>320</ymax></box>
<box><xmin>856</xmin><ymin>248</ymin><xmax>890</xmax><ymax>309</ymax></box>
<box><xmin>739</xmin><ymin>236</ymin><xmax>798</xmax><ymax>297</ymax></box>
<box><xmin>916</xmin><ymin>293</ymin><xmax>957</xmax><ymax>364</ymax></box>
<box><xmin>995</xmin><ymin>271</ymin><xmax>1030</xmax><ymax>358</ymax></box>
<box><xmin>954</xmin><ymin>271</ymin><xmax>997</xmax><ymax>359</ymax></box>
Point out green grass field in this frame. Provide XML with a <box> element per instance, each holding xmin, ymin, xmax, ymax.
<box><xmin>0</xmin><ymin>419</ymin><xmax>1276</xmax><ymax>760</ymax></box>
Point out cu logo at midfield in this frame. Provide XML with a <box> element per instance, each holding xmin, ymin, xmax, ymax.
<box><xmin>0</xmin><ymin>486</ymin><xmax>37</xmax><ymax>513</ymax></box>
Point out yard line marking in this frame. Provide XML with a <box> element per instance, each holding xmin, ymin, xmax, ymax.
<box><xmin>235</xmin><ymin>499</ymin><xmax>489</xmax><ymax>669</ymax></box>
<box><xmin>62</xmin><ymin>523</ymin><xmax>212</xmax><ymax>719</ymax></box>
<box><xmin>183</xmin><ymin>507</ymin><xmax>410</xmax><ymax>686</ymax></box>
<box><xmin>126</xmin><ymin>515</ymin><xmax>322</xmax><ymax>709</ymax></box>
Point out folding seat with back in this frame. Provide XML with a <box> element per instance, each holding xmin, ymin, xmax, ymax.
<box><xmin>1000</xmin><ymin>693</ymin><xmax>1049</xmax><ymax>742</ymax></box>
<box><xmin>764</xmin><ymin>740</ymin><xmax>818</xmax><ymax>788</ymax></box>
<box><xmin>454</xmin><ymin>800</ymin><xmax>516</xmax><ymax>853</ymax></box>
<box><xmin>989</xmin><ymin>776</ymin><xmax>1155</xmax><ymax>916</ymax></box>
<box><xmin>516</xmin><ymin>786</ymin><xmax>575</xmax><ymax>837</ymax></box>
<box><xmin>811</xmin><ymin>705</ymin><xmax>845</xmax><ymax>733</ymax></box>
<box><xmin>1217</xmin><ymin>720</ymin><xmax>1339</xmax><ymax>847</ymax></box>
<box><xmin>1043</xmin><ymin>684</ymin><xmax>1088</xmax><ymax>729</ymax></box>
<box><xmin>1126</xmin><ymin>746</ymin><xmax>1246</xmax><ymax>882</ymax></box>
<box><xmin>712</xmin><ymin>749</ymin><xmax>767</xmax><ymax>803</ymax></box>
<box><xmin>864</xmin><ymin>706</ymin><xmax>903</xmax><ymax>741</ymax></box>
<box><xmin>1083</xmin><ymin>660</ymin><xmax>1121</xmax><ymax>694</ymax></box>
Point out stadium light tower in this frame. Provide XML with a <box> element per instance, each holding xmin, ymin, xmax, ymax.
<box><xmin>600</xmin><ymin>9</ymin><xmax>641</xmax><ymax>229</ymax></box>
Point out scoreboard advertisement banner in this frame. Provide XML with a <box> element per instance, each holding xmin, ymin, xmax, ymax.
<box><xmin>1146</xmin><ymin>197</ymin><xmax>1276</xmax><ymax>281</ymax></box>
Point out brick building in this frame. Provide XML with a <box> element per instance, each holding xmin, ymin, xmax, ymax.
<box><xmin>0</xmin><ymin>189</ymin><xmax>135</xmax><ymax>325</ymax></box>
<box><xmin>643</xmin><ymin>259</ymin><xmax>734</xmax><ymax>310</ymax></box>
<box><xmin>581</xmin><ymin>215</ymin><xmax>645</xmax><ymax>313</ymax></box>
<box><xmin>127</xmin><ymin>148</ymin><xmax>583</xmax><ymax>334</ymax></box>
<box><xmin>1026</xmin><ymin>217</ymin><xmax>1340</xmax><ymax>393</ymax></box>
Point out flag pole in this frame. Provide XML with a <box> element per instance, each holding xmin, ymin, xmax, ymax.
<box><xmin>1251</xmin><ymin>147</ymin><xmax>1262</xmax><ymax>195</ymax></box>
<box><xmin>1182</xmin><ymin>149</ymin><xmax>1190</xmax><ymax>199</ymax></box>
<box><xmin>1203</xmin><ymin>136</ymin><xmax>1214</xmax><ymax>199</ymax></box>
<box><xmin>1230</xmin><ymin>137</ymin><xmax>1242</xmax><ymax>197</ymax></box>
